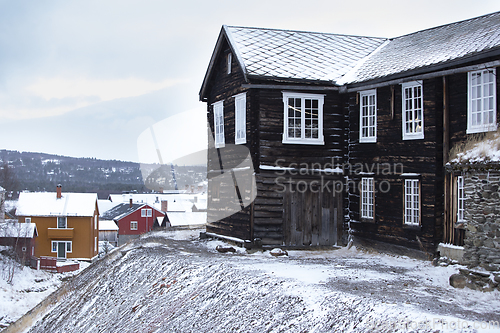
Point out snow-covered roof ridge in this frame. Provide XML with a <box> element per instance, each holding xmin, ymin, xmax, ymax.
<box><xmin>225</xmin><ymin>25</ymin><xmax>387</xmax><ymax>83</ymax></box>
<box><xmin>16</xmin><ymin>192</ymin><xmax>97</xmax><ymax>217</ymax></box>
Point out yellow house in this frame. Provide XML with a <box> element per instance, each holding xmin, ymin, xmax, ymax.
<box><xmin>16</xmin><ymin>186</ymin><xmax>99</xmax><ymax>260</ymax></box>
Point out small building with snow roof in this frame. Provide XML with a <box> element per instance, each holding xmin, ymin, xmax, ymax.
<box><xmin>16</xmin><ymin>186</ymin><xmax>99</xmax><ymax>260</ymax></box>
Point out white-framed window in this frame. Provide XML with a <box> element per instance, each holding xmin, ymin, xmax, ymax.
<box><xmin>25</xmin><ymin>217</ymin><xmax>31</xmax><ymax>223</ymax></box>
<box><xmin>402</xmin><ymin>81</ymin><xmax>424</xmax><ymax>140</ymax></box>
<box><xmin>404</xmin><ymin>179</ymin><xmax>420</xmax><ymax>225</ymax></box>
<box><xmin>467</xmin><ymin>68</ymin><xmax>497</xmax><ymax>134</ymax></box>
<box><xmin>141</xmin><ymin>208</ymin><xmax>152</xmax><ymax>217</ymax></box>
<box><xmin>94</xmin><ymin>237</ymin><xmax>97</xmax><ymax>252</ymax></box>
<box><xmin>361</xmin><ymin>177</ymin><xmax>374</xmax><ymax>219</ymax></box>
<box><xmin>57</xmin><ymin>217</ymin><xmax>67</xmax><ymax>229</ymax></box>
<box><xmin>234</xmin><ymin>92</ymin><xmax>246</xmax><ymax>144</ymax></box>
<box><xmin>94</xmin><ymin>214</ymin><xmax>98</xmax><ymax>230</ymax></box>
<box><xmin>359</xmin><ymin>89</ymin><xmax>377</xmax><ymax>143</ymax></box>
<box><xmin>130</xmin><ymin>221</ymin><xmax>138</xmax><ymax>230</ymax></box>
<box><xmin>282</xmin><ymin>92</ymin><xmax>324</xmax><ymax>145</ymax></box>
<box><xmin>457</xmin><ymin>176</ymin><xmax>465</xmax><ymax>222</ymax></box>
<box><xmin>213</xmin><ymin>101</ymin><xmax>225</xmax><ymax>148</ymax></box>
<box><xmin>227</xmin><ymin>53</ymin><xmax>232</xmax><ymax>75</ymax></box>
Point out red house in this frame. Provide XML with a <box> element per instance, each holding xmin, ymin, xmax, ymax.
<box><xmin>100</xmin><ymin>202</ymin><xmax>164</xmax><ymax>245</ymax></box>
<box><xmin>0</xmin><ymin>221</ymin><xmax>38</xmax><ymax>265</ymax></box>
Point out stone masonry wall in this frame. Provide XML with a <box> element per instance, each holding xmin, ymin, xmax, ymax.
<box><xmin>462</xmin><ymin>170</ymin><xmax>500</xmax><ymax>271</ymax></box>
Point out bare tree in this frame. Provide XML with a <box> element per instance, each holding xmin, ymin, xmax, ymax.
<box><xmin>0</xmin><ymin>162</ymin><xmax>18</xmax><ymax>199</ymax></box>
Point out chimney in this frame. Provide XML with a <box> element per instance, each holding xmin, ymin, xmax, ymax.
<box><xmin>129</xmin><ymin>198</ymin><xmax>133</xmax><ymax>208</ymax></box>
<box><xmin>161</xmin><ymin>200</ymin><xmax>168</xmax><ymax>212</ymax></box>
<box><xmin>56</xmin><ymin>185</ymin><xmax>62</xmax><ymax>199</ymax></box>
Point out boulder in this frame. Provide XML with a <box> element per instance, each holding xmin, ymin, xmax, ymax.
<box><xmin>270</xmin><ymin>248</ymin><xmax>288</xmax><ymax>257</ymax></box>
<box><xmin>216</xmin><ymin>245</ymin><xmax>236</xmax><ymax>253</ymax></box>
<box><xmin>449</xmin><ymin>274</ymin><xmax>467</xmax><ymax>289</ymax></box>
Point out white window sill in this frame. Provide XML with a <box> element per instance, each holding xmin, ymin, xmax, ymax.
<box><xmin>466</xmin><ymin>124</ymin><xmax>498</xmax><ymax>134</ymax></box>
<box><xmin>402</xmin><ymin>133</ymin><xmax>424</xmax><ymax>141</ymax></box>
<box><xmin>359</xmin><ymin>137</ymin><xmax>376</xmax><ymax>143</ymax></box>
<box><xmin>282</xmin><ymin>137</ymin><xmax>325</xmax><ymax>145</ymax></box>
<box><xmin>235</xmin><ymin>139</ymin><xmax>246</xmax><ymax>145</ymax></box>
<box><xmin>214</xmin><ymin>143</ymin><xmax>225</xmax><ymax>148</ymax></box>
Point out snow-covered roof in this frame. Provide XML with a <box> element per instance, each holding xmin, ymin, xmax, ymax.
<box><xmin>343</xmin><ymin>11</ymin><xmax>500</xmax><ymax>84</ymax></box>
<box><xmin>100</xmin><ymin>202</ymin><xmax>164</xmax><ymax>221</ymax></box>
<box><xmin>166</xmin><ymin>212</ymin><xmax>207</xmax><ymax>227</ymax></box>
<box><xmin>201</xmin><ymin>12</ymin><xmax>500</xmax><ymax>96</ymax></box>
<box><xmin>450</xmin><ymin>132</ymin><xmax>500</xmax><ymax>164</ymax></box>
<box><xmin>100</xmin><ymin>203</ymin><xmax>143</xmax><ymax>221</ymax></box>
<box><xmin>99</xmin><ymin>220</ymin><xmax>119</xmax><ymax>231</ymax></box>
<box><xmin>225</xmin><ymin>26</ymin><xmax>386</xmax><ymax>83</ymax></box>
<box><xmin>167</xmin><ymin>200</ymin><xmax>192</xmax><ymax>213</ymax></box>
<box><xmin>98</xmin><ymin>200</ymin><xmax>121</xmax><ymax>215</ymax></box>
<box><xmin>0</xmin><ymin>222</ymin><xmax>37</xmax><ymax>238</ymax></box>
<box><xmin>16</xmin><ymin>192</ymin><xmax>97</xmax><ymax>217</ymax></box>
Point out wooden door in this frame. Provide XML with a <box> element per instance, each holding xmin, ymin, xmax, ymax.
<box><xmin>283</xmin><ymin>179</ymin><xmax>341</xmax><ymax>246</ymax></box>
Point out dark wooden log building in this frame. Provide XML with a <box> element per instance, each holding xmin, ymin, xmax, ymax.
<box><xmin>199</xmin><ymin>12</ymin><xmax>500</xmax><ymax>252</ymax></box>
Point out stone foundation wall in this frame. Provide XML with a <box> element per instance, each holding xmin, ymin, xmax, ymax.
<box><xmin>461</xmin><ymin>170</ymin><xmax>500</xmax><ymax>271</ymax></box>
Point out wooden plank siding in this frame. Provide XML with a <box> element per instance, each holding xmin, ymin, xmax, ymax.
<box><xmin>346</xmin><ymin>78</ymin><xmax>444</xmax><ymax>252</ymax></box>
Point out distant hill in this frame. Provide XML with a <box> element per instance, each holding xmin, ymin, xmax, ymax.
<box><xmin>0</xmin><ymin>150</ymin><xmax>206</xmax><ymax>199</ymax></box>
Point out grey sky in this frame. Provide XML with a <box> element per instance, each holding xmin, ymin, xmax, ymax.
<box><xmin>0</xmin><ymin>0</ymin><xmax>499</xmax><ymax>162</ymax></box>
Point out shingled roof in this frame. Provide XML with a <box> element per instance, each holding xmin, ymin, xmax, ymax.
<box><xmin>341</xmin><ymin>11</ymin><xmax>500</xmax><ymax>85</ymax></box>
<box><xmin>226</xmin><ymin>26</ymin><xmax>386</xmax><ymax>83</ymax></box>
<box><xmin>200</xmin><ymin>11</ymin><xmax>500</xmax><ymax>97</ymax></box>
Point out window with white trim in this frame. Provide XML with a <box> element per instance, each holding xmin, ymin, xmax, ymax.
<box><xmin>94</xmin><ymin>237</ymin><xmax>97</xmax><ymax>252</ymax></box>
<box><xmin>359</xmin><ymin>89</ymin><xmax>377</xmax><ymax>143</ymax></box>
<box><xmin>402</xmin><ymin>81</ymin><xmax>424</xmax><ymax>140</ymax></box>
<box><xmin>25</xmin><ymin>217</ymin><xmax>31</xmax><ymax>223</ymax></box>
<box><xmin>213</xmin><ymin>101</ymin><xmax>225</xmax><ymax>148</ymax></box>
<box><xmin>94</xmin><ymin>214</ymin><xmax>98</xmax><ymax>230</ymax></box>
<box><xmin>282</xmin><ymin>92</ymin><xmax>324</xmax><ymax>145</ymax></box>
<box><xmin>234</xmin><ymin>92</ymin><xmax>246</xmax><ymax>144</ymax></box>
<box><xmin>467</xmin><ymin>68</ymin><xmax>497</xmax><ymax>134</ymax></box>
<box><xmin>130</xmin><ymin>221</ymin><xmax>138</xmax><ymax>230</ymax></box>
<box><xmin>361</xmin><ymin>177</ymin><xmax>374</xmax><ymax>219</ymax></box>
<box><xmin>457</xmin><ymin>176</ymin><xmax>465</xmax><ymax>222</ymax></box>
<box><xmin>57</xmin><ymin>217</ymin><xmax>67</xmax><ymax>229</ymax></box>
<box><xmin>227</xmin><ymin>53</ymin><xmax>232</xmax><ymax>74</ymax></box>
<box><xmin>404</xmin><ymin>179</ymin><xmax>420</xmax><ymax>225</ymax></box>
<box><xmin>141</xmin><ymin>208</ymin><xmax>152</xmax><ymax>217</ymax></box>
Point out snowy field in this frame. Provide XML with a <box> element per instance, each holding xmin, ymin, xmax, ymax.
<box><xmin>3</xmin><ymin>229</ymin><xmax>500</xmax><ymax>333</ymax></box>
<box><xmin>0</xmin><ymin>251</ymin><xmax>89</xmax><ymax>329</ymax></box>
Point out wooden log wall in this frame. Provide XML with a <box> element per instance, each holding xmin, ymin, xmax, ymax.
<box><xmin>205</xmin><ymin>40</ymin><xmax>254</xmax><ymax>240</ymax></box>
<box><xmin>345</xmin><ymin>78</ymin><xmax>444</xmax><ymax>252</ymax></box>
<box><xmin>255</xmin><ymin>89</ymin><xmax>345</xmax><ymax>168</ymax></box>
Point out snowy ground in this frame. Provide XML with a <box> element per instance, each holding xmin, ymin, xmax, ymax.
<box><xmin>10</xmin><ymin>230</ymin><xmax>500</xmax><ymax>332</ymax></box>
<box><xmin>0</xmin><ymin>251</ymin><xmax>89</xmax><ymax>329</ymax></box>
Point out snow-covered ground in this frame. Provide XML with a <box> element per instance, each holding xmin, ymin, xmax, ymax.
<box><xmin>11</xmin><ymin>229</ymin><xmax>499</xmax><ymax>333</ymax></box>
<box><xmin>0</xmin><ymin>251</ymin><xmax>89</xmax><ymax>329</ymax></box>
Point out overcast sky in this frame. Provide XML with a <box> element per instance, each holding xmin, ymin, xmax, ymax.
<box><xmin>1</xmin><ymin>0</ymin><xmax>499</xmax><ymax>163</ymax></box>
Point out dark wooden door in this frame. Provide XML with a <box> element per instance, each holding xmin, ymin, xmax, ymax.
<box><xmin>283</xmin><ymin>179</ymin><xmax>341</xmax><ymax>246</ymax></box>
